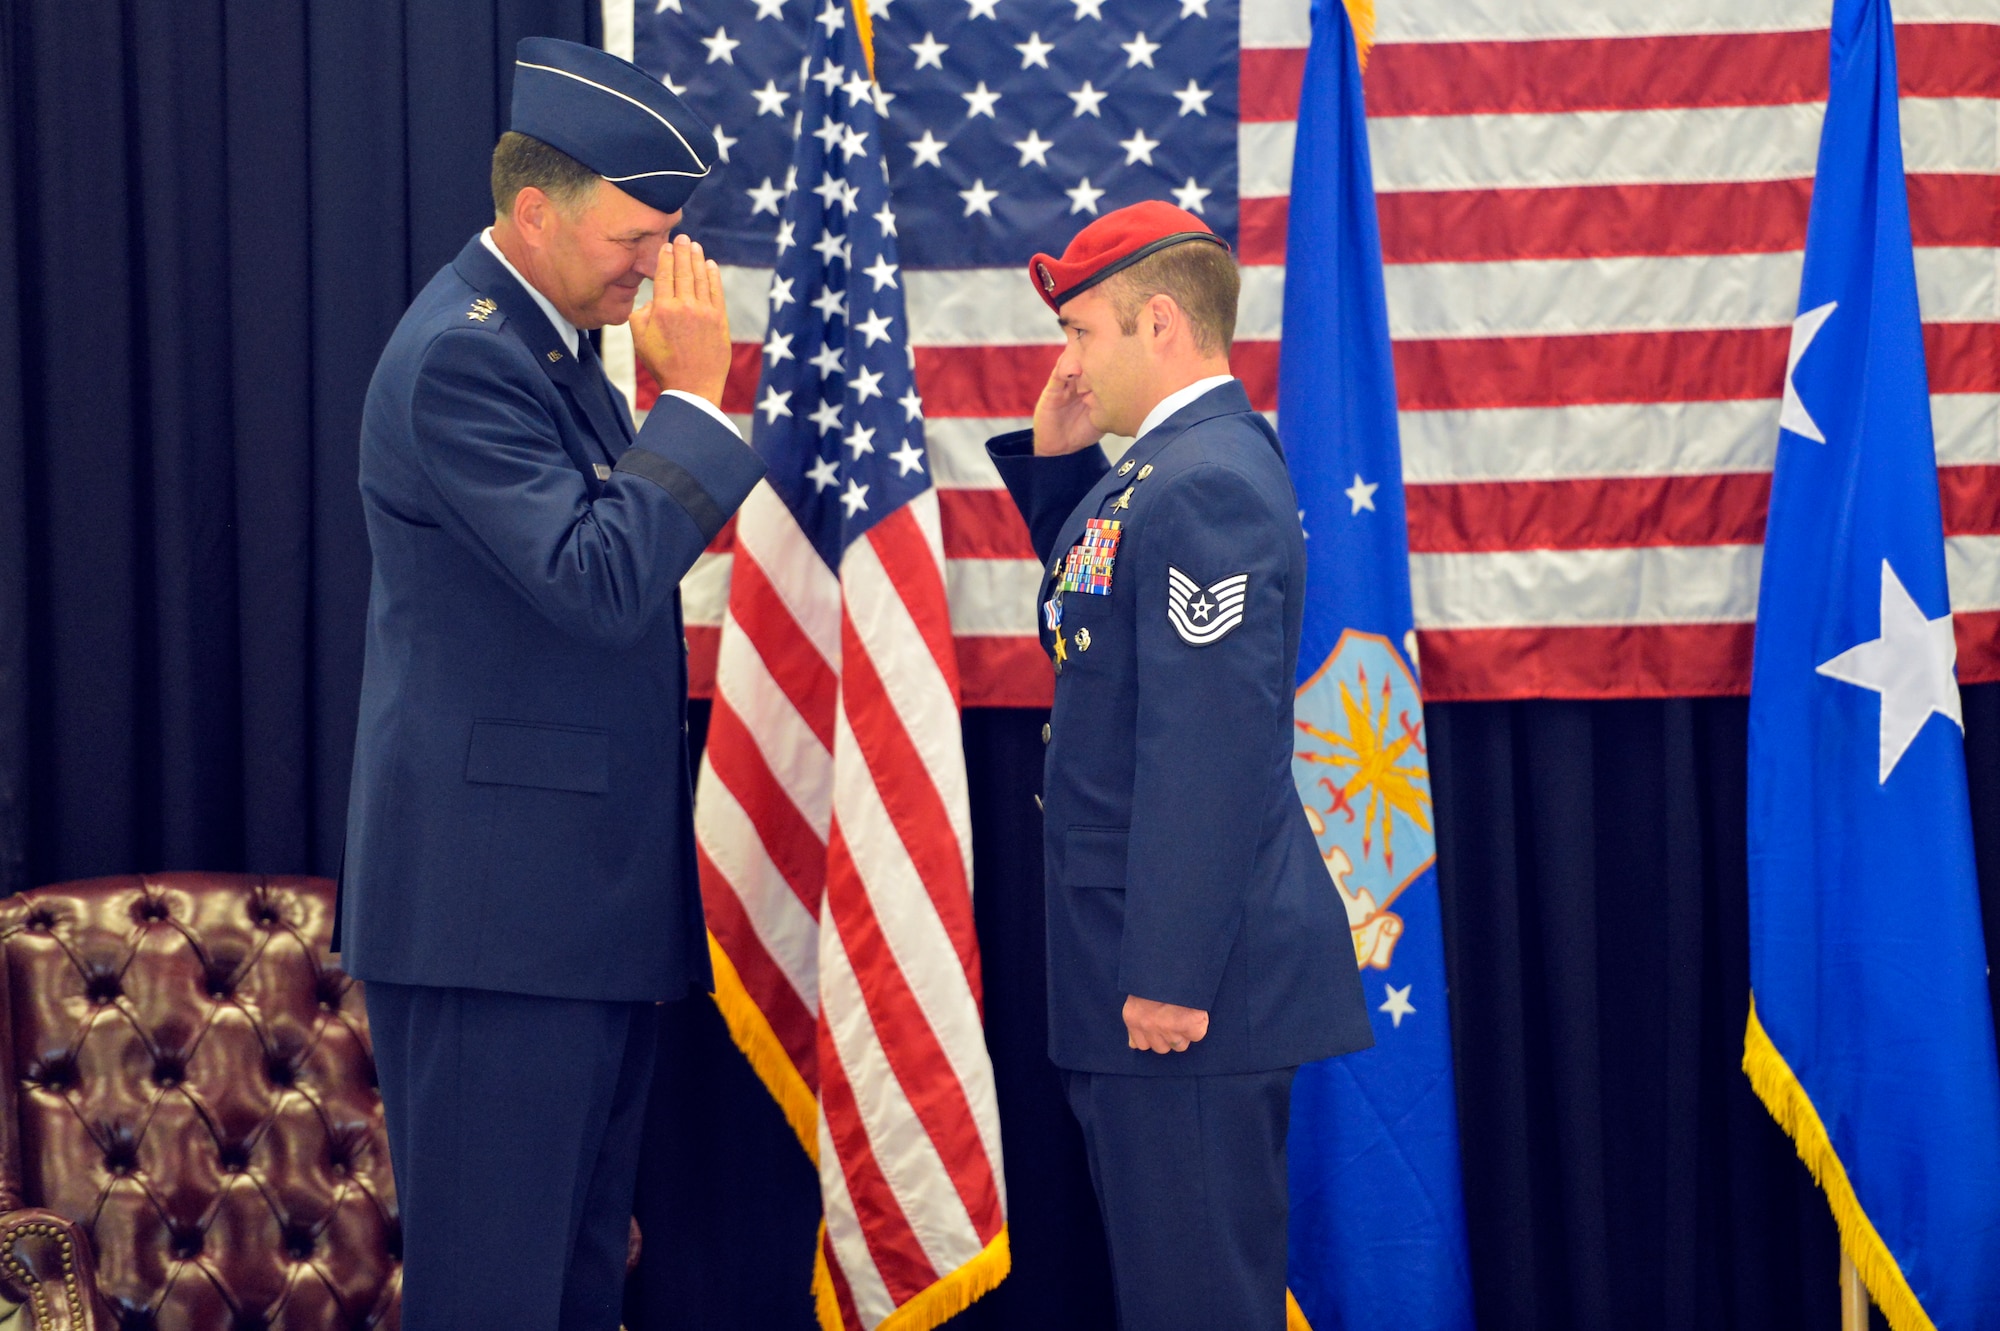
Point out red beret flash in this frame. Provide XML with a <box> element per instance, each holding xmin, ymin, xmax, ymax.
<box><xmin>1028</xmin><ymin>200</ymin><xmax>1232</xmax><ymax>314</ymax></box>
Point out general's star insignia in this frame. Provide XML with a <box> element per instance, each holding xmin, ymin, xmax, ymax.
<box><xmin>1167</xmin><ymin>567</ymin><xmax>1248</xmax><ymax>645</ymax></box>
<box><xmin>467</xmin><ymin>297</ymin><xmax>498</xmax><ymax>323</ymax></box>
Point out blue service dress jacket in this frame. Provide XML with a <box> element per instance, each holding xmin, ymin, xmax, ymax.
<box><xmin>339</xmin><ymin>234</ymin><xmax>765</xmax><ymax>1004</ymax></box>
<box><xmin>988</xmin><ymin>379</ymin><xmax>1373</xmax><ymax>1075</ymax></box>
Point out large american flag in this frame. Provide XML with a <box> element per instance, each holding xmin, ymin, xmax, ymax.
<box><xmin>626</xmin><ymin>0</ymin><xmax>1999</xmax><ymax>706</ymax></box>
<box><xmin>683</xmin><ymin>3</ymin><xmax>1010</xmax><ymax>1328</ymax></box>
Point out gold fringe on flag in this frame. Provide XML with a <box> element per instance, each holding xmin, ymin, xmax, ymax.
<box><xmin>851</xmin><ymin>0</ymin><xmax>876</xmax><ymax>78</ymax></box>
<box><xmin>1341</xmin><ymin>0</ymin><xmax>1375</xmax><ymax>70</ymax></box>
<box><xmin>708</xmin><ymin>931</ymin><xmax>821</xmax><ymax>1161</ymax></box>
<box><xmin>1743</xmin><ymin>998</ymin><xmax>1934</xmax><ymax>1331</ymax></box>
<box><xmin>1285</xmin><ymin>1288</ymin><xmax>1315</xmax><ymax>1330</ymax></box>
<box><xmin>813</xmin><ymin>1224</ymin><xmax>1012</xmax><ymax>1331</ymax></box>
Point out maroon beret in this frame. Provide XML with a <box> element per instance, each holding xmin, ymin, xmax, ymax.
<box><xmin>1028</xmin><ymin>200</ymin><xmax>1232</xmax><ymax>314</ymax></box>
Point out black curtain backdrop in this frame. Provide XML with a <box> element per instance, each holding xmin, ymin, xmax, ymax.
<box><xmin>7</xmin><ymin>4</ymin><xmax>1999</xmax><ymax>1329</ymax></box>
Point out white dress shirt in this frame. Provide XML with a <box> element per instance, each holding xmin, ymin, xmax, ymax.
<box><xmin>1132</xmin><ymin>373</ymin><xmax>1238</xmax><ymax>444</ymax></box>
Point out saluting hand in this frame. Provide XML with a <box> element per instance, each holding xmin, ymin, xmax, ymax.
<box><xmin>630</xmin><ymin>234</ymin><xmax>732</xmax><ymax>410</ymax></box>
<box><xmin>1032</xmin><ymin>361</ymin><xmax>1102</xmax><ymax>457</ymax></box>
<box><xmin>1124</xmin><ymin>995</ymin><xmax>1210</xmax><ymax>1054</ymax></box>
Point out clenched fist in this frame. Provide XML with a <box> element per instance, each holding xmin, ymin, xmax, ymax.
<box><xmin>630</xmin><ymin>234</ymin><xmax>732</xmax><ymax>409</ymax></box>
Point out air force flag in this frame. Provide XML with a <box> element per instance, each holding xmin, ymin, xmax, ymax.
<box><xmin>1745</xmin><ymin>0</ymin><xmax>2000</xmax><ymax>1326</ymax></box>
<box><xmin>1276</xmin><ymin>2</ymin><xmax>1475</xmax><ymax>1328</ymax></box>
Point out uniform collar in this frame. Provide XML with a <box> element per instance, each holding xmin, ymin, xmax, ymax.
<box><xmin>480</xmin><ymin>228</ymin><xmax>580</xmax><ymax>357</ymax></box>
<box><xmin>1131</xmin><ymin>374</ymin><xmax>1237</xmax><ymax>444</ymax></box>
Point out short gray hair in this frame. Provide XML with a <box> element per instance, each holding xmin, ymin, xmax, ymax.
<box><xmin>490</xmin><ymin>132</ymin><xmax>600</xmax><ymax>218</ymax></box>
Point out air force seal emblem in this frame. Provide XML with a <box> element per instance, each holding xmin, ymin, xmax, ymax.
<box><xmin>1167</xmin><ymin>567</ymin><xmax>1247</xmax><ymax>645</ymax></box>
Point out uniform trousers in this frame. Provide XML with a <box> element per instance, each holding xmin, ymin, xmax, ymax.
<box><xmin>1062</xmin><ymin>1066</ymin><xmax>1298</xmax><ymax>1331</ymax></box>
<box><xmin>365</xmin><ymin>981</ymin><xmax>659</xmax><ymax>1331</ymax></box>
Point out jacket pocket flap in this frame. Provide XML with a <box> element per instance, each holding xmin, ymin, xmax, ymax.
<box><xmin>1063</xmin><ymin>825</ymin><xmax>1129</xmax><ymax>889</ymax></box>
<box><xmin>465</xmin><ymin>720</ymin><xmax>610</xmax><ymax>794</ymax></box>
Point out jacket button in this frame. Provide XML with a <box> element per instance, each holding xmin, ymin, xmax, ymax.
<box><xmin>1041</xmin><ymin>723</ymin><xmax>1051</xmax><ymax>744</ymax></box>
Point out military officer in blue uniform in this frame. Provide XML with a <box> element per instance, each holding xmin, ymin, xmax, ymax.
<box><xmin>338</xmin><ymin>39</ymin><xmax>765</xmax><ymax>1331</ymax></box>
<box><xmin>987</xmin><ymin>202</ymin><xmax>1374</xmax><ymax>1329</ymax></box>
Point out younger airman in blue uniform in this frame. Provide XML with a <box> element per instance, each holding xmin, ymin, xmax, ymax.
<box><xmin>988</xmin><ymin>202</ymin><xmax>1373</xmax><ymax>1330</ymax></box>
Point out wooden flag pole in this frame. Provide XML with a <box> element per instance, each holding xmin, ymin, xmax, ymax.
<box><xmin>1841</xmin><ymin>1252</ymin><xmax>1869</xmax><ymax>1331</ymax></box>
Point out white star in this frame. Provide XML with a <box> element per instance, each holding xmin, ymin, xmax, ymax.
<box><xmin>866</xmin><ymin>0</ymin><xmax>893</xmax><ymax>15</ymax></box>
<box><xmin>872</xmin><ymin>84</ymin><xmax>896</xmax><ymax>116</ymax></box>
<box><xmin>1067</xmin><ymin>81</ymin><xmax>1107</xmax><ymax>117</ymax></box>
<box><xmin>784</xmin><ymin>165</ymin><xmax>798</xmax><ymax>195</ymax></box>
<box><xmin>842</xmin><ymin>73</ymin><xmax>874</xmax><ymax>108</ymax></box>
<box><xmin>763</xmin><ymin>331</ymin><xmax>795</xmax><ymax>365</ymax></box>
<box><xmin>1015</xmin><ymin>31</ymin><xmax>1054</xmax><ymax>67</ymax></box>
<box><xmin>1066</xmin><ymin>177</ymin><xmax>1105</xmax><ymax>214</ymax></box>
<box><xmin>767</xmin><ymin>275</ymin><xmax>795</xmax><ymax>310</ymax></box>
<box><xmin>855</xmin><ymin>310</ymin><xmax>895</xmax><ymax>346</ymax></box>
<box><xmin>1013</xmin><ymin>129</ymin><xmax>1054</xmax><ymax>167</ymax></box>
<box><xmin>810</xmin><ymin>287</ymin><xmax>848</xmax><ymax>322</ymax></box>
<box><xmin>899</xmin><ymin>386</ymin><xmax>924</xmax><ymax>421</ymax></box>
<box><xmin>701</xmin><ymin>25</ymin><xmax>741</xmax><ymax>63</ymax></box>
<box><xmin>838</xmin><ymin>125</ymin><xmax>869</xmax><ymax>161</ymax></box>
<box><xmin>834</xmin><ymin>180</ymin><xmax>860</xmax><ymax>215</ymax></box>
<box><xmin>660</xmin><ymin>71</ymin><xmax>687</xmax><ymax>96</ymax></box>
<box><xmin>959</xmin><ymin>178</ymin><xmax>998</xmax><ymax>216</ymax></box>
<box><xmin>746</xmin><ymin>177</ymin><xmax>785</xmax><ymax>215</ymax></box>
<box><xmin>966</xmin><ymin>0</ymin><xmax>998</xmax><ymax>16</ymax></box>
<box><xmin>750</xmin><ymin>79</ymin><xmax>790</xmax><ymax>116</ymax></box>
<box><xmin>910</xmin><ymin>131</ymin><xmax>947</xmax><ymax>168</ymax></box>
<box><xmin>756</xmin><ymin>386</ymin><xmax>794</xmax><ymax>422</ymax></box>
<box><xmin>1181</xmin><ymin>0</ymin><xmax>1208</xmax><ymax>14</ymax></box>
<box><xmin>844</xmin><ymin>425</ymin><xmax>877</xmax><ymax>456</ymax></box>
<box><xmin>753</xmin><ymin>0</ymin><xmax>785</xmax><ymax>18</ymax></box>
<box><xmin>813</xmin><ymin>59</ymin><xmax>845</xmax><ymax>94</ymax></box>
<box><xmin>850</xmin><ymin>365</ymin><xmax>885</xmax><ymax>402</ymax></box>
<box><xmin>654</xmin><ymin>0</ymin><xmax>681</xmax><ymax>11</ymax></box>
<box><xmin>890</xmin><ymin>440</ymin><xmax>926</xmax><ymax>476</ymax></box>
<box><xmin>1121</xmin><ymin>32</ymin><xmax>1160</xmax><ymax>66</ymax></box>
<box><xmin>910</xmin><ymin>31</ymin><xmax>949</xmax><ymax>69</ymax></box>
<box><xmin>811</xmin><ymin>174</ymin><xmax>847</xmax><ymax>209</ymax></box>
<box><xmin>1379</xmin><ymin>984</ymin><xmax>1415</xmax><ymax>1028</ymax></box>
<box><xmin>1173</xmin><ymin>78</ymin><xmax>1212</xmax><ymax>116</ymax></box>
<box><xmin>1171</xmin><ymin>176</ymin><xmax>1212</xmax><ymax>214</ymax></box>
<box><xmin>1071</xmin><ymin>0</ymin><xmax>1104</xmax><ymax>17</ymax></box>
<box><xmin>1298</xmin><ymin>509</ymin><xmax>1309</xmax><ymax>539</ymax></box>
<box><xmin>812</xmin><ymin>114</ymin><xmax>845</xmax><ymax>152</ymax></box>
<box><xmin>711</xmin><ymin>124</ymin><xmax>738</xmax><ymax>163</ymax></box>
<box><xmin>806</xmin><ymin>454</ymin><xmax>840</xmax><ymax>492</ymax></box>
<box><xmin>775</xmin><ymin>219</ymin><xmax>797</xmax><ymax>254</ymax></box>
<box><xmin>815</xmin><ymin>0</ymin><xmax>846</xmax><ymax>34</ymax></box>
<box><xmin>862</xmin><ymin>256</ymin><xmax>899</xmax><ymax>291</ymax></box>
<box><xmin>873</xmin><ymin>202</ymin><xmax>898</xmax><ymax>236</ymax></box>
<box><xmin>1346</xmin><ymin>474</ymin><xmax>1379</xmax><ymax>513</ymax></box>
<box><xmin>1781</xmin><ymin>300</ymin><xmax>1838</xmax><ymax>444</ymax></box>
<box><xmin>1189</xmin><ymin>593</ymin><xmax>1214</xmax><ymax>621</ymax></box>
<box><xmin>1118</xmin><ymin>128</ymin><xmax>1159</xmax><ymax>165</ymax></box>
<box><xmin>812</xmin><ymin>231</ymin><xmax>850</xmax><ymax>266</ymax></box>
<box><xmin>809</xmin><ymin>344</ymin><xmax>845</xmax><ymax>378</ymax></box>
<box><xmin>809</xmin><ymin>400</ymin><xmax>844</xmax><ymax>435</ymax></box>
<box><xmin>1816</xmin><ymin>558</ymin><xmax>1963</xmax><ymax>783</ymax></box>
<box><xmin>841</xmin><ymin>478</ymin><xmax>871</xmax><ymax>516</ymax></box>
<box><xmin>962</xmin><ymin>81</ymin><xmax>1002</xmax><ymax>118</ymax></box>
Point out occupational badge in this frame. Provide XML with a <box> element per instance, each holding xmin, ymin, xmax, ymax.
<box><xmin>467</xmin><ymin>297</ymin><xmax>498</xmax><ymax>323</ymax></box>
<box><xmin>1166</xmin><ymin>567</ymin><xmax>1247</xmax><ymax>645</ymax></box>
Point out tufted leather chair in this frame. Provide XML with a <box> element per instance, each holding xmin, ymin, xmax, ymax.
<box><xmin>0</xmin><ymin>874</ymin><xmax>400</xmax><ymax>1330</ymax></box>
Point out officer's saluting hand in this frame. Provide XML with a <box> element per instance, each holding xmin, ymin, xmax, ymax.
<box><xmin>989</xmin><ymin>202</ymin><xmax>1373</xmax><ymax>1331</ymax></box>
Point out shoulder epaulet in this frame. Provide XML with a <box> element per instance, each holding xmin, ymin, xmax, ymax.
<box><xmin>458</xmin><ymin>295</ymin><xmax>508</xmax><ymax>331</ymax></box>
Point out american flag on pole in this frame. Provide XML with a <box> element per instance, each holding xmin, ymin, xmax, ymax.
<box><xmin>685</xmin><ymin>2</ymin><xmax>1010</xmax><ymax>1327</ymax></box>
<box><xmin>622</xmin><ymin>0</ymin><xmax>1999</xmax><ymax>707</ymax></box>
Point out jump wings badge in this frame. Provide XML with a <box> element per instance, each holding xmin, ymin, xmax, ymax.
<box><xmin>1166</xmin><ymin>567</ymin><xmax>1247</xmax><ymax>645</ymax></box>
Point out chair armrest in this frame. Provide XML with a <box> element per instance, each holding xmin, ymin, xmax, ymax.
<box><xmin>0</xmin><ymin>1211</ymin><xmax>109</xmax><ymax>1331</ymax></box>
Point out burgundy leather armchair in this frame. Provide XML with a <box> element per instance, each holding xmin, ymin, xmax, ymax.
<box><xmin>0</xmin><ymin>874</ymin><xmax>400</xmax><ymax>1330</ymax></box>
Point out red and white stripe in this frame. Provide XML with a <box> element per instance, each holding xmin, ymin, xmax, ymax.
<box><xmin>694</xmin><ymin>480</ymin><xmax>1007</xmax><ymax>1329</ymax></box>
<box><xmin>647</xmin><ymin>0</ymin><xmax>2000</xmax><ymax>705</ymax></box>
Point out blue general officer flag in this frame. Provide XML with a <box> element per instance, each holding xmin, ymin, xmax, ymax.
<box><xmin>1746</xmin><ymin>0</ymin><xmax>2000</xmax><ymax>1325</ymax></box>
<box><xmin>1277</xmin><ymin>2</ymin><xmax>1474</xmax><ymax>1328</ymax></box>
